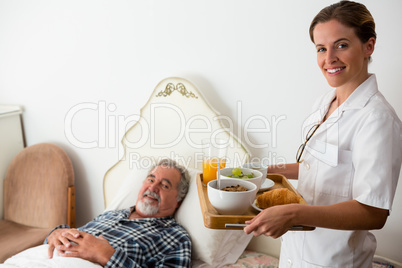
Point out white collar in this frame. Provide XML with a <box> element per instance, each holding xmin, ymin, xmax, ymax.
<box><xmin>339</xmin><ymin>74</ymin><xmax>378</xmax><ymax>111</ymax></box>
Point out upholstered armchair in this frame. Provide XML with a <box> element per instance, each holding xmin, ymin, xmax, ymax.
<box><xmin>0</xmin><ymin>143</ymin><xmax>75</xmax><ymax>263</ymax></box>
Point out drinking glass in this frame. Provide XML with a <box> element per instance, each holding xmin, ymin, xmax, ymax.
<box><xmin>202</xmin><ymin>138</ymin><xmax>227</xmax><ymax>186</ymax></box>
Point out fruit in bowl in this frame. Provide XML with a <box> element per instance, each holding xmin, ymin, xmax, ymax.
<box><xmin>207</xmin><ymin>178</ymin><xmax>258</xmax><ymax>215</ymax></box>
<box><xmin>219</xmin><ymin>167</ymin><xmax>263</xmax><ymax>191</ymax></box>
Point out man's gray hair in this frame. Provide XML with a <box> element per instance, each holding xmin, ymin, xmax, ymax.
<box><xmin>150</xmin><ymin>158</ymin><xmax>190</xmax><ymax>202</ymax></box>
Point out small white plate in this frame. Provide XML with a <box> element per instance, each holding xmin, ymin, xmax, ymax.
<box><xmin>251</xmin><ymin>199</ymin><xmax>263</xmax><ymax>212</ymax></box>
<box><xmin>258</xmin><ymin>178</ymin><xmax>275</xmax><ymax>192</ymax></box>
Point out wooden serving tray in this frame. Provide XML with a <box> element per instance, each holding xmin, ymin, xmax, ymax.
<box><xmin>196</xmin><ymin>173</ymin><xmax>315</xmax><ymax>231</ymax></box>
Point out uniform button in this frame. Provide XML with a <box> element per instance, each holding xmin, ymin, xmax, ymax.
<box><xmin>288</xmin><ymin>259</ymin><xmax>293</xmax><ymax>266</ymax></box>
<box><xmin>304</xmin><ymin>162</ymin><xmax>310</xmax><ymax>170</ymax></box>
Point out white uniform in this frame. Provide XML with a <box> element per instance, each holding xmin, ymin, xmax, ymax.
<box><xmin>279</xmin><ymin>74</ymin><xmax>402</xmax><ymax>268</ymax></box>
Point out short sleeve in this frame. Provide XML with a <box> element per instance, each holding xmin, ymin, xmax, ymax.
<box><xmin>352</xmin><ymin>111</ymin><xmax>402</xmax><ymax>211</ymax></box>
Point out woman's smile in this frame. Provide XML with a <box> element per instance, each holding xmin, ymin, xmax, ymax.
<box><xmin>326</xmin><ymin>67</ymin><xmax>345</xmax><ymax>74</ymax></box>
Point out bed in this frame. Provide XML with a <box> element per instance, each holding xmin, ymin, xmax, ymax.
<box><xmin>2</xmin><ymin>77</ymin><xmax>400</xmax><ymax>268</ymax></box>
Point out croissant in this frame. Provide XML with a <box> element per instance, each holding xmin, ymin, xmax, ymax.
<box><xmin>257</xmin><ymin>188</ymin><xmax>300</xmax><ymax>209</ymax></box>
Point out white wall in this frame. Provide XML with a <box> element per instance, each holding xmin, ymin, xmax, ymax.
<box><xmin>0</xmin><ymin>0</ymin><xmax>401</xmax><ymax>262</ymax></box>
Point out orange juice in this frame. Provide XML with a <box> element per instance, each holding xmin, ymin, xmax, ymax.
<box><xmin>202</xmin><ymin>158</ymin><xmax>226</xmax><ymax>185</ymax></box>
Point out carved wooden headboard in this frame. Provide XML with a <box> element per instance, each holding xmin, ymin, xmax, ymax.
<box><xmin>103</xmin><ymin>77</ymin><xmax>250</xmax><ymax>207</ymax></box>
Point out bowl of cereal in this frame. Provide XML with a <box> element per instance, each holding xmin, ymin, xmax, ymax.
<box><xmin>207</xmin><ymin>178</ymin><xmax>258</xmax><ymax>215</ymax></box>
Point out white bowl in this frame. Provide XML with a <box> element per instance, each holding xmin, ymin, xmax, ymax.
<box><xmin>219</xmin><ymin>167</ymin><xmax>263</xmax><ymax>191</ymax></box>
<box><xmin>242</xmin><ymin>162</ymin><xmax>268</xmax><ymax>181</ymax></box>
<box><xmin>207</xmin><ymin>178</ymin><xmax>258</xmax><ymax>215</ymax></box>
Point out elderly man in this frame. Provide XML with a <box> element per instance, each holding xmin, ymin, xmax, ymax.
<box><xmin>46</xmin><ymin>158</ymin><xmax>191</xmax><ymax>267</ymax></box>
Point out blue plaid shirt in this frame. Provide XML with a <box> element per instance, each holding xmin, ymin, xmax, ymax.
<box><xmin>46</xmin><ymin>207</ymin><xmax>192</xmax><ymax>268</ymax></box>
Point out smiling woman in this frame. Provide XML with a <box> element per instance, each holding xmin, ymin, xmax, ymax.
<box><xmin>245</xmin><ymin>1</ymin><xmax>402</xmax><ymax>267</ymax></box>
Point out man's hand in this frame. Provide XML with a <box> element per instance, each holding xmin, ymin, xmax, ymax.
<box><xmin>55</xmin><ymin>231</ymin><xmax>115</xmax><ymax>266</ymax></box>
<box><xmin>47</xmin><ymin>228</ymin><xmax>81</xmax><ymax>258</ymax></box>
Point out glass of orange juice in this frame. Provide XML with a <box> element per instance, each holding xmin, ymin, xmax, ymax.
<box><xmin>202</xmin><ymin>138</ymin><xmax>227</xmax><ymax>186</ymax></box>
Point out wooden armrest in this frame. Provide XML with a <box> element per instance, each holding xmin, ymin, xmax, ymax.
<box><xmin>67</xmin><ymin>186</ymin><xmax>76</xmax><ymax>228</ymax></box>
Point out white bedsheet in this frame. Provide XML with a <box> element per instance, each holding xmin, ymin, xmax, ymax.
<box><xmin>1</xmin><ymin>245</ymin><xmax>101</xmax><ymax>268</ymax></box>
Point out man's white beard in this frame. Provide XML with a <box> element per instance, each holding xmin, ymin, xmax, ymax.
<box><xmin>137</xmin><ymin>191</ymin><xmax>160</xmax><ymax>216</ymax></box>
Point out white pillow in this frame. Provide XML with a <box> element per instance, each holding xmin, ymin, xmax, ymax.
<box><xmin>105</xmin><ymin>166</ymin><xmax>252</xmax><ymax>267</ymax></box>
<box><xmin>104</xmin><ymin>167</ymin><xmax>148</xmax><ymax>211</ymax></box>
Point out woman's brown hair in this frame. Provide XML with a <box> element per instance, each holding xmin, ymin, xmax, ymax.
<box><xmin>309</xmin><ymin>0</ymin><xmax>376</xmax><ymax>44</ymax></box>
